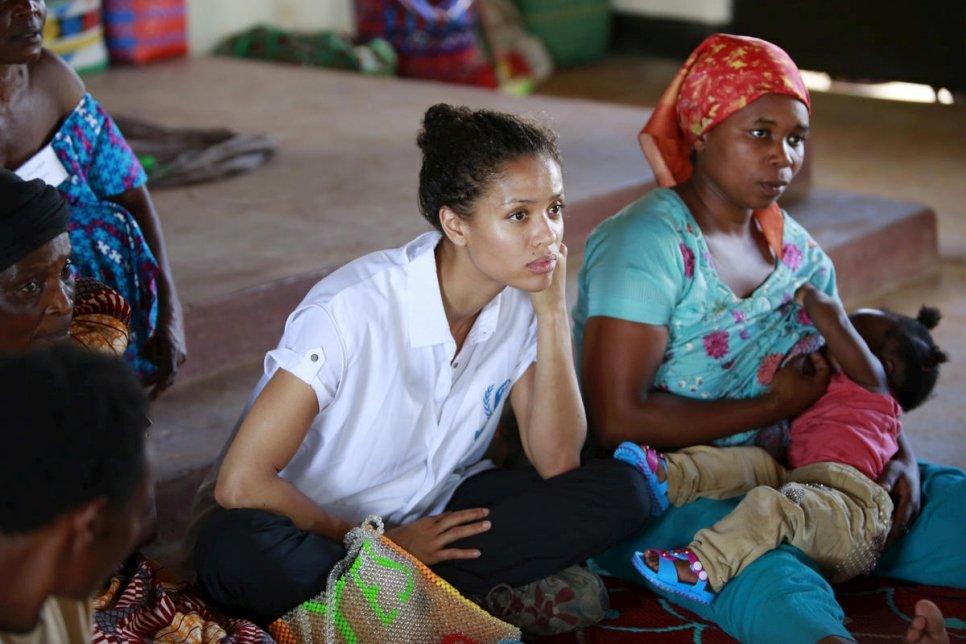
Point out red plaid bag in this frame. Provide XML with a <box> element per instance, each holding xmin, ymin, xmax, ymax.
<box><xmin>355</xmin><ymin>0</ymin><xmax>498</xmax><ymax>87</ymax></box>
<box><xmin>102</xmin><ymin>0</ymin><xmax>187</xmax><ymax>64</ymax></box>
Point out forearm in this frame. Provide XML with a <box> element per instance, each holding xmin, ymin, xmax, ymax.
<box><xmin>594</xmin><ymin>390</ymin><xmax>788</xmax><ymax>450</ymax></box>
<box><xmin>894</xmin><ymin>431</ymin><xmax>917</xmax><ymax>466</ymax></box>
<box><xmin>520</xmin><ymin>310</ymin><xmax>586</xmax><ymax>477</ymax></box>
<box><xmin>800</xmin><ymin>286</ymin><xmax>881</xmax><ymax>388</ymax></box>
<box><xmin>215</xmin><ymin>471</ymin><xmax>354</xmax><ymax>541</ymax></box>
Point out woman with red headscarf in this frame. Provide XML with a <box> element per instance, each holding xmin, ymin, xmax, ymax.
<box><xmin>574</xmin><ymin>34</ymin><xmax>965</xmax><ymax>642</ymax></box>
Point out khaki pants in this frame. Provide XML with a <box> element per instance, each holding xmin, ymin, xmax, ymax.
<box><xmin>665</xmin><ymin>446</ymin><xmax>893</xmax><ymax>591</ymax></box>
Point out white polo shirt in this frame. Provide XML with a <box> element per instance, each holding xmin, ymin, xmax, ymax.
<box><xmin>258</xmin><ymin>231</ymin><xmax>537</xmax><ymax>526</ymax></box>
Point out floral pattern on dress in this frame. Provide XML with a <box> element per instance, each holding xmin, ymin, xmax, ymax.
<box><xmin>644</xmin><ymin>190</ymin><xmax>837</xmax><ymax>448</ymax></box>
<box><xmin>52</xmin><ymin>93</ymin><xmax>159</xmax><ymax>381</ymax></box>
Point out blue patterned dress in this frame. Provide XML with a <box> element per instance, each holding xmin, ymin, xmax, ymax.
<box><xmin>52</xmin><ymin>93</ymin><xmax>160</xmax><ymax>380</ymax></box>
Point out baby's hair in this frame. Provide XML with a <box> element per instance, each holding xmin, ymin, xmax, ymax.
<box><xmin>416</xmin><ymin>103</ymin><xmax>561</xmax><ymax>231</ymax></box>
<box><xmin>889</xmin><ymin>305</ymin><xmax>948</xmax><ymax>411</ymax></box>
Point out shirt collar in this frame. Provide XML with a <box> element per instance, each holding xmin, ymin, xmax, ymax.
<box><xmin>407</xmin><ymin>232</ymin><xmax>503</xmax><ymax>348</ymax></box>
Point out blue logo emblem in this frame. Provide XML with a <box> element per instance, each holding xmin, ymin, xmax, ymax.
<box><xmin>476</xmin><ymin>379</ymin><xmax>511</xmax><ymax>440</ymax></box>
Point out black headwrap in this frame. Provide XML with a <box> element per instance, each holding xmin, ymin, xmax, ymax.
<box><xmin>0</xmin><ymin>168</ymin><xmax>71</xmax><ymax>272</ymax></box>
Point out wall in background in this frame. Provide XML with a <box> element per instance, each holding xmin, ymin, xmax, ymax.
<box><xmin>186</xmin><ymin>0</ymin><xmax>355</xmax><ymax>54</ymax></box>
<box><xmin>610</xmin><ymin>0</ymin><xmax>731</xmax><ymax>24</ymax></box>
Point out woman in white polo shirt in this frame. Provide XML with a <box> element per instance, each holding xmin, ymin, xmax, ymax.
<box><xmin>190</xmin><ymin>104</ymin><xmax>651</xmax><ymax>632</ymax></box>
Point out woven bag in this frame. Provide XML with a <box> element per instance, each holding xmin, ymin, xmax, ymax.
<box><xmin>268</xmin><ymin>517</ymin><xmax>522</xmax><ymax>644</ymax></box>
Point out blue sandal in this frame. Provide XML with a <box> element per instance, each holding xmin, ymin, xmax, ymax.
<box><xmin>632</xmin><ymin>548</ymin><xmax>716</xmax><ymax>605</ymax></box>
<box><xmin>613</xmin><ymin>442</ymin><xmax>669</xmax><ymax>517</ymax></box>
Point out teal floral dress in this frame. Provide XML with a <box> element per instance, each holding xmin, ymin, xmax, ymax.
<box><xmin>573</xmin><ymin>188</ymin><xmax>836</xmax><ymax>450</ymax></box>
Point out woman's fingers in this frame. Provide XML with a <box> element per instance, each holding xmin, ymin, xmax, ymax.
<box><xmin>435</xmin><ymin>507</ymin><xmax>489</xmax><ymax>532</ymax></box>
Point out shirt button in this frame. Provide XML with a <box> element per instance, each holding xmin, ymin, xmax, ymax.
<box><xmin>452</xmin><ymin>362</ymin><xmax>459</xmax><ymax>368</ymax></box>
<box><xmin>310</xmin><ymin>354</ymin><xmax>319</xmax><ymax>362</ymax></box>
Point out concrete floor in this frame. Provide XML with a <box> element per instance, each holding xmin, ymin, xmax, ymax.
<box><xmin>94</xmin><ymin>53</ymin><xmax>964</xmax><ymax>559</ymax></box>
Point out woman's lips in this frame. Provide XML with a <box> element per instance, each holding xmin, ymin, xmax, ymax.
<box><xmin>760</xmin><ymin>181</ymin><xmax>787</xmax><ymax>198</ymax></box>
<box><xmin>527</xmin><ymin>254</ymin><xmax>558</xmax><ymax>274</ymax></box>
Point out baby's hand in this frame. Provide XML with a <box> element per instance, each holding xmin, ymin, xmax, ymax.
<box><xmin>794</xmin><ymin>282</ymin><xmax>816</xmax><ymax>307</ymax></box>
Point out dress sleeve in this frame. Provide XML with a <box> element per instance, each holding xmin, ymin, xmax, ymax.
<box><xmin>82</xmin><ymin>94</ymin><xmax>148</xmax><ymax>198</ymax></box>
<box><xmin>264</xmin><ymin>305</ymin><xmax>345</xmax><ymax>413</ymax></box>
<box><xmin>581</xmin><ymin>206</ymin><xmax>685</xmax><ymax>327</ymax></box>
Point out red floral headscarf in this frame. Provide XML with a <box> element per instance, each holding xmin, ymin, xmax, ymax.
<box><xmin>639</xmin><ymin>33</ymin><xmax>810</xmax><ymax>259</ymax></box>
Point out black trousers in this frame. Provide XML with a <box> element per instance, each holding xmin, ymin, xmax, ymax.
<box><xmin>193</xmin><ymin>459</ymin><xmax>651</xmax><ymax>623</ymax></box>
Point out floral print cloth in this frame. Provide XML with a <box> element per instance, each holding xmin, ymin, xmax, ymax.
<box><xmin>52</xmin><ymin>93</ymin><xmax>160</xmax><ymax>380</ymax></box>
<box><xmin>574</xmin><ymin>188</ymin><xmax>835</xmax><ymax>448</ymax></box>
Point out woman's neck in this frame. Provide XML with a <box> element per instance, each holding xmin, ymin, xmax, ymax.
<box><xmin>676</xmin><ymin>177</ymin><xmax>753</xmax><ymax>238</ymax></box>
<box><xmin>435</xmin><ymin>241</ymin><xmax>504</xmax><ymax>350</ymax></box>
<box><xmin>0</xmin><ymin>63</ymin><xmax>29</xmax><ymax>101</ymax></box>
<box><xmin>0</xmin><ymin>536</ymin><xmax>55</xmax><ymax>634</ymax></box>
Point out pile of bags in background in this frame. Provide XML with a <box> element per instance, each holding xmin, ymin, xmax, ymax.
<box><xmin>44</xmin><ymin>0</ymin><xmax>187</xmax><ymax>73</ymax></box>
<box><xmin>354</xmin><ymin>0</ymin><xmax>611</xmax><ymax>91</ymax></box>
<box><xmin>215</xmin><ymin>0</ymin><xmax>611</xmax><ymax>94</ymax></box>
<box><xmin>44</xmin><ymin>0</ymin><xmax>613</xmax><ymax>95</ymax></box>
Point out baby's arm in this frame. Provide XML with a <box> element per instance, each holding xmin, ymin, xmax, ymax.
<box><xmin>795</xmin><ymin>283</ymin><xmax>889</xmax><ymax>393</ymax></box>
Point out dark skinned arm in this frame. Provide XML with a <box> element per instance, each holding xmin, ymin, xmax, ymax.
<box><xmin>108</xmin><ymin>186</ymin><xmax>186</xmax><ymax>396</ymax></box>
<box><xmin>581</xmin><ymin>316</ymin><xmax>830</xmax><ymax>450</ymax></box>
<box><xmin>796</xmin><ymin>283</ymin><xmax>888</xmax><ymax>393</ymax></box>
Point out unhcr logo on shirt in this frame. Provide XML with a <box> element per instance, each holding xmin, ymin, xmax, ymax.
<box><xmin>476</xmin><ymin>379</ymin><xmax>511</xmax><ymax>440</ymax></box>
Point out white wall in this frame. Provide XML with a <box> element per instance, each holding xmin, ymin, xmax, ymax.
<box><xmin>610</xmin><ymin>0</ymin><xmax>731</xmax><ymax>25</ymax></box>
<box><xmin>187</xmin><ymin>0</ymin><xmax>356</xmax><ymax>55</ymax></box>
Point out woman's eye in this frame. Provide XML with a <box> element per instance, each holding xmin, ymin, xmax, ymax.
<box><xmin>19</xmin><ymin>280</ymin><xmax>41</xmax><ymax>297</ymax></box>
<box><xmin>509</xmin><ymin>211</ymin><xmax>527</xmax><ymax>222</ymax></box>
<box><xmin>787</xmin><ymin>135</ymin><xmax>805</xmax><ymax>147</ymax></box>
<box><xmin>750</xmin><ymin>129</ymin><xmax>768</xmax><ymax>139</ymax></box>
<box><xmin>549</xmin><ymin>203</ymin><xmax>566</xmax><ymax>218</ymax></box>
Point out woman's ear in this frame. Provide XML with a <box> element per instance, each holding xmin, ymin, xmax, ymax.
<box><xmin>692</xmin><ymin>135</ymin><xmax>707</xmax><ymax>153</ymax></box>
<box><xmin>66</xmin><ymin>497</ymin><xmax>109</xmax><ymax>557</ymax></box>
<box><xmin>439</xmin><ymin>206</ymin><xmax>468</xmax><ymax>247</ymax></box>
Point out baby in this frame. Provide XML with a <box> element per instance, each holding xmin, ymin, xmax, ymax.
<box><xmin>616</xmin><ymin>283</ymin><xmax>946</xmax><ymax>604</ymax></box>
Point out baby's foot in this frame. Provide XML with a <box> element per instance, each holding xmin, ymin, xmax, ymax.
<box><xmin>614</xmin><ymin>442</ymin><xmax>669</xmax><ymax>517</ymax></box>
<box><xmin>904</xmin><ymin>599</ymin><xmax>949</xmax><ymax>644</ymax></box>
<box><xmin>632</xmin><ymin>547</ymin><xmax>716</xmax><ymax>605</ymax></box>
<box><xmin>644</xmin><ymin>548</ymin><xmax>699</xmax><ymax>585</ymax></box>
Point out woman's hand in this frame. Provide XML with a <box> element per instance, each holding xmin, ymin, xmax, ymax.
<box><xmin>529</xmin><ymin>243</ymin><xmax>568</xmax><ymax>317</ymax></box>
<box><xmin>386</xmin><ymin>508</ymin><xmax>491</xmax><ymax>565</ymax></box>
<box><xmin>879</xmin><ymin>443</ymin><xmax>922</xmax><ymax>548</ymax></box>
<box><xmin>144</xmin><ymin>279</ymin><xmax>187</xmax><ymax>397</ymax></box>
<box><xmin>765</xmin><ymin>352</ymin><xmax>830</xmax><ymax>418</ymax></box>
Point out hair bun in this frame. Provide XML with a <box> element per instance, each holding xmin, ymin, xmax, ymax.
<box><xmin>916</xmin><ymin>306</ymin><xmax>942</xmax><ymax>329</ymax></box>
<box><xmin>923</xmin><ymin>345</ymin><xmax>949</xmax><ymax>370</ymax></box>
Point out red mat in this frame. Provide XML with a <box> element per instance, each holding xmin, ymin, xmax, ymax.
<box><xmin>538</xmin><ymin>576</ymin><xmax>966</xmax><ymax>643</ymax></box>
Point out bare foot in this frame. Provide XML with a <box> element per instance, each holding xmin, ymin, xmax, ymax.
<box><xmin>904</xmin><ymin>599</ymin><xmax>948</xmax><ymax>644</ymax></box>
<box><xmin>644</xmin><ymin>549</ymin><xmax>699</xmax><ymax>585</ymax></box>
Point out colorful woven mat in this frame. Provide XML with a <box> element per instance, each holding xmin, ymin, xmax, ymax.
<box><xmin>536</xmin><ymin>575</ymin><xmax>966</xmax><ymax>643</ymax></box>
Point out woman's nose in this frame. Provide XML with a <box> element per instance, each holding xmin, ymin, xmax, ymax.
<box><xmin>532</xmin><ymin>213</ymin><xmax>558</xmax><ymax>248</ymax></box>
<box><xmin>47</xmin><ymin>280</ymin><xmax>73</xmax><ymax>317</ymax></box>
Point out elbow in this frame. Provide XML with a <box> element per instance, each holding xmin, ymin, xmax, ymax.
<box><xmin>536</xmin><ymin>451</ymin><xmax>581</xmax><ymax>479</ymax></box>
<box><xmin>214</xmin><ymin>469</ymin><xmax>254</xmax><ymax>510</ymax></box>
<box><xmin>591</xmin><ymin>404</ymin><xmax>634</xmax><ymax>450</ymax></box>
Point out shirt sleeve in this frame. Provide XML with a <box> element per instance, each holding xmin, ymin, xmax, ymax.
<box><xmin>264</xmin><ymin>304</ymin><xmax>345</xmax><ymax>412</ymax></box>
<box><xmin>582</xmin><ymin>206</ymin><xmax>685</xmax><ymax>327</ymax></box>
<box><xmin>85</xmin><ymin>95</ymin><xmax>148</xmax><ymax>197</ymax></box>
